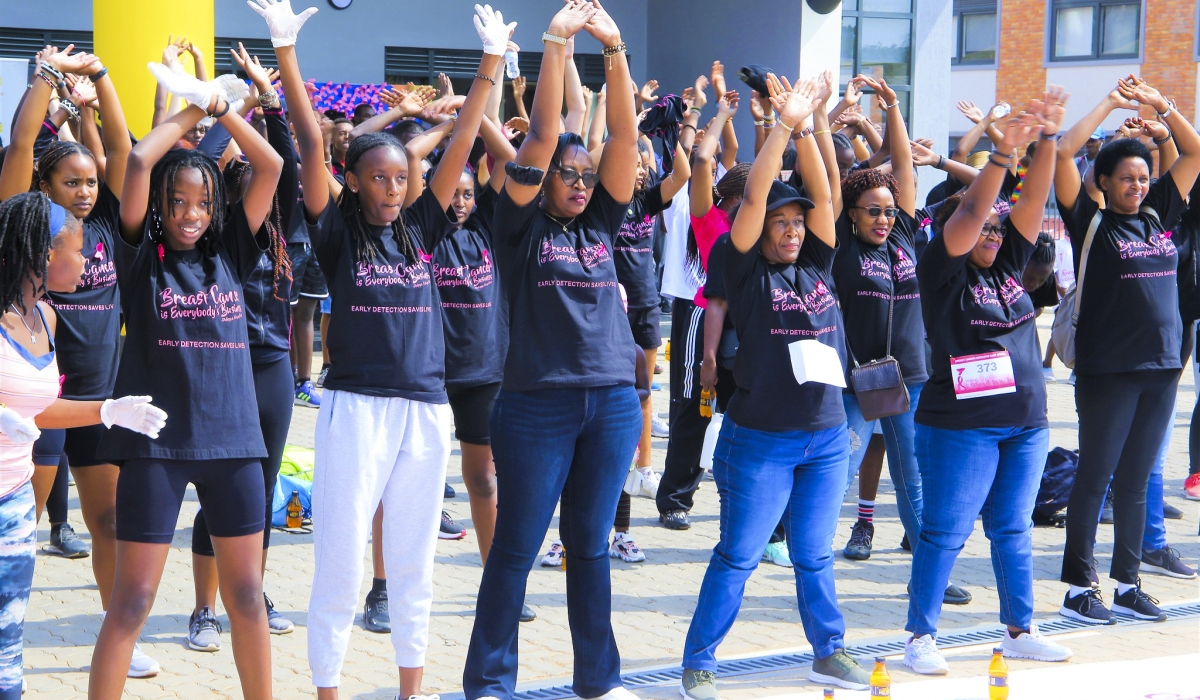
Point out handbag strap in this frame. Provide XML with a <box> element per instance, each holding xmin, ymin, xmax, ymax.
<box><xmin>1072</xmin><ymin>208</ymin><xmax>1104</xmax><ymax>324</ymax></box>
<box><xmin>884</xmin><ymin>244</ymin><xmax>895</xmax><ymax>358</ymax></box>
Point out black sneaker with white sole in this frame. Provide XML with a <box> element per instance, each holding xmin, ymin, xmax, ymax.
<box><xmin>1059</xmin><ymin>588</ymin><xmax>1116</xmax><ymax>625</ymax></box>
<box><xmin>1112</xmin><ymin>579</ymin><xmax>1167</xmax><ymax>622</ymax></box>
<box><xmin>1141</xmin><ymin>547</ymin><xmax>1197</xmax><ymax>579</ymax></box>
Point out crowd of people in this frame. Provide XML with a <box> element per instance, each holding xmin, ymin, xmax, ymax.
<box><xmin>0</xmin><ymin>0</ymin><xmax>1198</xmax><ymax>698</ymax></box>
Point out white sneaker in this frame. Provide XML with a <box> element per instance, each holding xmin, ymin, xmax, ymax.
<box><xmin>1065</xmin><ymin>371</ymin><xmax>1076</xmax><ymax>386</ymax></box>
<box><xmin>1042</xmin><ymin>367</ymin><xmax>1055</xmax><ymax>382</ymax></box>
<box><xmin>637</xmin><ymin>469</ymin><xmax>661</xmax><ymax>498</ymax></box>
<box><xmin>903</xmin><ymin>634</ymin><xmax>949</xmax><ymax>675</ymax></box>
<box><xmin>609</xmin><ymin>533</ymin><xmax>646</xmax><ymax>562</ymax></box>
<box><xmin>128</xmin><ymin>643</ymin><xmax>160</xmax><ymax>678</ymax></box>
<box><xmin>1001</xmin><ymin>623</ymin><xmax>1072</xmax><ymax>662</ymax></box>
<box><xmin>541</xmin><ymin>540</ymin><xmax>564</xmax><ymax>568</ymax></box>
<box><xmin>400</xmin><ymin>695</ymin><xmax>442</xmax><ymax>700</ymax></box>
<box><xmin>651</xmin><ymin>415</ymin><xmax>670</xmax><ymax>438</ymax></box>
<box><xmin>584</xmin><ymin>687</ymin><xmax>639</xmax><ymax>700</ymax></box>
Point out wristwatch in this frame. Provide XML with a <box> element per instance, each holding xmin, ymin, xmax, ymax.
<box><xmin>258</xmin><ymin>90</ymin><xmax>279</xmax><ymax>108</ymax></box>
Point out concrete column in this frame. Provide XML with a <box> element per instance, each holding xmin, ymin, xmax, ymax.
<box><xmin>912</xmin><ymin>0</ymin><xmax>953</xmax><ymax>205</ymax></box>
<box><xmin>800</xmin><ymin>1</ymin><xmax>843</xmax><ymax>79</ymax></box>
<box><xmin>94</xmin><ymin>0</ymin><xmax>214</xmax><ymax>136</ymax></box>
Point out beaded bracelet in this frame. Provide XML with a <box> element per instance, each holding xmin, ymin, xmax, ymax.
<box><xmin>475</xmin><ymin>73</ymin><xmax>496</xmax><ymax>85</ymax></box>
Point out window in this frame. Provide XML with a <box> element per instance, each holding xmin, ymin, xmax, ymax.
<box><xmin>841</xmin><ymin>0</ymin><xmax>914</xmax><ymax>122</ymax></box>
<box><xmin>385</xmin><ymin>46</ymin><xmax>604</xmax><ymax>87</ymax></box>
<box><xmin>951</xmin><ymin>0</ymin><xmax>997</xmax><ymax>65</ymax></box>
<box><xmin>0</xmin><ymin>27</ymin><xmax>93</xmax><ymax>61</ymax></box>
<box><xmin>1050</xmin><ymin>0</ymin><xmax>1141</xmax><ymax>61</ymax></box>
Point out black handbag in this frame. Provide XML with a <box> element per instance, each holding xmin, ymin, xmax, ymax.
<box><xmin>846</xmin><ymin>249</ymin><xmax>909</xmax><ymax>422</ymax></box>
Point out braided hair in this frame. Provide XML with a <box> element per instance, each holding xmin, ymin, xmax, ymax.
<box><xmin>147</xmin><ymin>148</ymin><xmax>227</xmax><ymax>257</ymax></box>
<box><xmin>0</xmin><ymin>192</ymin><xmax>71</xmax><ymax>312</ymax></box>
<box><xmin>223</xmin><ymin>159</ymin><xmax>293</xmax><ymax>301</ymax></box>
<box><xmin>337</xmin><ymin>132</ymin><xmax>419</xmax><ymax>266</ymax></box>
<box><xmin>36</xmin><ymin>141</ymin><xmax>99</xmax><ymax>191</ymax></box>
<box><xmin>841</xmin><ymin>168</ymin><xmax>899</xmax><ymax>213</ymax></box>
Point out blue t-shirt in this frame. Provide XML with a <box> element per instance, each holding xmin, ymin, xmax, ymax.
<box><xmin>310</xmin><ymin>188</ymin><xmax>453</xmax><ymax>402</ymax></box>
<box><xmin>45</xmin><ymin>182</ymin><xmax>122</xmax><ymax>400</ymax></box>
<box><xmin>916</xmin><ymin>219</ymin><xmax>1047</xmax><ymax>430</ymax></box>
<box><xmin>98</xmin><ymin>201</ymin><xmax>269</xmax><ymax>462</ymax></box>
<box><xmin>491</xmin><ymin>184</ymin><xmax>637</xmax><ymax>392</ymax></box>
<box><xmin>723</xmin><ymin>233</ymin><xmax>847</xmax><ymax>432</ymax></box>
<box><xmin>434</xmin><ymin>187</ymin><xmax>507</xmax><ymax>386</ymax></box>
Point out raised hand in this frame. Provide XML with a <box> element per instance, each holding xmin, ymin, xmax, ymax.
<box><xmin>843</xmin><ymin>77</ymin><xmax>864</xmax><ymax>106</ymax></box>
<box><xmin>1040</xmin><ymin>84</ymin><xmax>1069</xmax><ymax>136</ymax></box>
<box><xmin>474</xmin><ymin>4</ymin><xmax>517</xmax><ymax>56</ymax></box>
<box><xmin>581</xmin><ymin>85</ymin><xmax>594</xmax><ymax>104</ymax></box>
<box><xmin>512</xmin><ymin>75</ymin><xmax>526</xmax><ymax>98</ymax></box>
<box><xmin>956</xmin><ymin>100</ymin><xmax>984</xmax><ymax>124</ymax></box>
<box><xmin>583</xmin><ymin>0</ymin><xmax>621</xmax><ymax>46</ymax></box>
<box><xmin>815</xmin><ymin>69</ymin><xmax>834</xmax><ymax>104</ymax></box>
<box><xmin>504</xmin><ymin>116</ymin><xmax>529</xmax><ymax>133</ymax></box>
<box><xmin>711</xmin><ymin>60</ymin><xmax>726</xmax><ymax>100</ymax></box>
<box><xmin>71</xmin><ymin>76</ymin><xmax>98</xmax><ymax>108</ymax></box>
<box><xmin>232</xmin><ymin>42</ymin><xmax>274</xmax><ymax>91</ymax></box>
<box><xmin>997</xmin><ymin>112</ymin><xmax>1042</xmax><ymax>155</ymax></box>
<box><xmin>767</xmin><ymin>73</ymin><xmax>819</xmax><ymax>129</ymax></box>
<box><xmin>909</xmin><ymin>140</ymin><xmax>940</xmax><ymax>167</ymax></box>
<box><xmin>716</xmin><ymin>89</ymin><xmax>739</xmax><ymax>117</ymax></box>
<box><xmin>247</xmin><ymin>0</ymin><xmax>319</xmax><ymax>48</ymax></box>
<box><xmin>423</xmin><ymin>94</ymin><xmax>467</xmax><ymax>119</ymax></box>
<box><xmin>638</xmin><ymin>79</ymin><xmax>659</xmax><ymax>106</ymax></box>
<box><xmin>1118</xmin><ymin>74</ymin><xmax>1170</xmax><ymax>113</ymax></box>
<box><xmin>44</xmin><ymin>45</ymin><xmax>100</xmax><ymax>76</ymax></box>
<box><xmin>437</xmin><ymin>72</ymin><xmax>454</xmax><ymax>98</ymax></box>
<box><xmin>147</xmin><ymin>62</ymin><xmax>217</xmax><ymax>111</ymax></box>
<box><xmin>748</xmin><ymin>90</ymin><xmax>765</xmax><ymax>121</ymax></box>
<box><xmin>1106</xmin><ymin>82</ymin><xmax>1139</xmax><ymax>111</ymax></box>
<box><xmin>691</xmin><ymin>74</ymin><xmax>709</xmax><ymax>110</ymax></box>
<box><xmin>858</xmin><ymin>74</ymin><xmax>897</xmax><ymax>107</ymax></box>
<box><xmin>548</xmin><ymin>0</ymin><xmax>596</xmax><ymax>38</ymax></box>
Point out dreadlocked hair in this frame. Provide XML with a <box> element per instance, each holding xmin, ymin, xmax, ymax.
<box><xmin>841</xmin><ymin>168</ymin><xmax>898</xmax><ymax>213</ymax></box>
<box><xmin>337</xmin><ymin>132</ymin><xmax>419</xmax><ymax>266</ymax></box>
<box><xmin>36</xmin><ymin>141</ymin><xmax>99</xmax><ymax>189</ymax></box>
<box><xmin>0</xmin><ymin>192</ymin><xmax>63</xmax><ymax>312</ymax></box>
<box><xmin>223</xmin><ymin>159</ymin><xmax>293</xmax><ymax>301</ymax></box>
<box><xmin>147</xmin><ymin>149</ymin><xmax>226</xmax><ymax>257</ymax></box>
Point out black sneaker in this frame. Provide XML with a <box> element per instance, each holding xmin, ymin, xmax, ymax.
<box><xmin>943</xmin><ymin>582</ymin><xmax>972</xmax><ymax>606</ymax></box>
<box><xmin>1112</xmin><ymin>579</ymin><xmax>1167</xmax><ymax>621</ymax></box>
<box><xmin>1141</xmin><ymin>547</ymin><xmax>1198</xmax><ymax>579</ymax></box>
<box><xmin>900</xmin><ymin>533</ymin><xmax>911</xmax><ymax>552</ymax></box>
<box><xmin>842</xmin><ymin>519</ymin><xmax>873</xmax><ymax>560</ymax></box>
<box><xmin>44</xmin><ymin>523</ymin><xmax>90</xmax><ymax>559</ymax></box>
<box><xmin>1059</xmin><ymin>588</ymin><xmax>1116</xmax><ymax>625</ymax></box>
<box><xmin>519</xmin><ymin>602</ymin><xmax>536</xmax><ymax>622</ymax></box>
<box><xmin>659</xmin><ymin>510</ymin><xmax>691</xmax><ymax>530</ymax></box>
<box><xmin>444</xmin><ymin>482</ymin><xmax>456</xmax><ymax>499</ymax></box>
<box><xmin>1100</xmin><ymin>490</ymin><xmax>1114</xmax><ymax>524</ymax></box>
<box><xmin>1162</xmin><ymin>501</ymin><xmax>1184</xmax><ymax>520</ymax></box>
<box><xmin>439</xmin><ymin>511</ymin><xmax>466</xmax><ymax>540</ymax></box>
<box><xmin>363</xmin><ymin>590</ymin><xmax>390</xmax><ymax>633</ymax></box>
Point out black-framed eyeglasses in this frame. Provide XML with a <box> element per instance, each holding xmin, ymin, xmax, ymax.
<box><xmin>550</xmin><ymin>167</ymin><xmax>600</xmax><ymax>189</ymax></box>
<box><xmin>981</xmin><ymin>223</ymin><xmax>1007</xmax><ymax>239</ymax></box>
<box><xmin>853</xmin><ymin>205</ymin><xmax>898</xmax><ymax>219</ymax></box>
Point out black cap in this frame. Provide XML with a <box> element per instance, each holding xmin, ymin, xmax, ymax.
<box><xmin>738</xmin><ymin>64</ymin><xmax>773</xmax><ymax>95</ymax></box>
<box><xmin>764</xmin><ymin>179</ymin><xmax>815</xmax><ymax>213</ymax></box>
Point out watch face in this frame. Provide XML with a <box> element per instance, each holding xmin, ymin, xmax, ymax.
<box><xmin>329</xmin><ymin>0</ymin><xmax>351</xmax><ymax>8</ymax></box>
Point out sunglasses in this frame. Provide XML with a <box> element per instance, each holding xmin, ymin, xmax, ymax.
<box><xmin>981</xmin><ymin>223</ymin><xmax>1007</xmax><ymax>239</ymax></box>
<box><xmin>853</xmin><ymin>205</ymin><xmax>898</xmax><ymax>219</ymax></box>
<box><xmin>550</xmin><ymin>167</ymin><xmax>600</xmax><ymax>189</ymax></box>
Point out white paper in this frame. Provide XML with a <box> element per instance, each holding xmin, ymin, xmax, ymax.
<box><xmin>787</xmin><ymin>339</ymin><xmax>847</xmax><ymax>388</ymax></box>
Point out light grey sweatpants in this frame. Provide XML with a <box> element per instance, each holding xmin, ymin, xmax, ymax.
<box><xmin>307</xmin><ymin>389</ymin><xmax>451</xmax><ymax>687</ymax></box>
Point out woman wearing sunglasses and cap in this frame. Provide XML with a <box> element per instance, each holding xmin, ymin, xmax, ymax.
<box><xmin>901</xmin><ymin>91</ymin><xmax>1072</xmax><ymax>676</ymax></box>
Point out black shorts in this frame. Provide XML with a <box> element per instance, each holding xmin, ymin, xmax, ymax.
<box><xmin>116</xmin><ymin>458</ymin><xmax>265</xmax><ymax>544</ymax></box>
<box><xmin>64</xmin><ymin>424</ymin><xmax>107</xmax><ymax>467</ymax></box>
<box><xmin>447</xmin><ymin>381</ymin><xmax>501</xmax><ymax>445</ymax></box>
<box><xmin>287</xmin><ymin>242</ymin><xmax>329</xmax><ymax>304</ymax></box>
<box><xmin>31</xmin><ymin>429</ymin><xmax>65</xmax><ymax>467</ymax></box>
<box><xmin>627</xmin><ymin>304</ymin><xmax>663</xmax><ymax>350</ymax></box>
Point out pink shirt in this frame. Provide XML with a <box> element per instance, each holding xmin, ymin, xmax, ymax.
<box><xmin>691</xmin><ymin>207</ymin><xmax>731</xmax><ymax>309</ymax></box>
<box><xmin>0</xmin><ymin>308</ymin><xmax>59</xmax><ymax>498</ymax></box>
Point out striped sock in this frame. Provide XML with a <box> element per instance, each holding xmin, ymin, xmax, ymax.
<box><xmin>857</xmin><ymin>499</ymin><xmax>875</xmax><ymax>522</ymax></box>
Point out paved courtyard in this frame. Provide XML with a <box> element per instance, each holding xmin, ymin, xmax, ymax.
<box><xmin>21</xmin><ymin>314</ymin><xmax>1200</xmax><ymax>698</ymax></box>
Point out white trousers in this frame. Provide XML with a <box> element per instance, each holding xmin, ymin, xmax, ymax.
<box><xmin>307</xmin><ymin>389</ymin><xmax>451</xmax><ymax>687</ymax></box>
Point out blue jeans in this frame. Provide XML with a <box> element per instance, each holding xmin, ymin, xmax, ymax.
<box><xmin>843</xmin><ymin>382</ymin><xmax>925</xmax><ymax>542</ymax></box>
<box><xmin>908</xmin><ymin>424</ymin><xmax>1048</xmax><ymax>637</ymax></box>
<box><xmin>1142</xmin><ymin>392</ymin><xmax>1177</xmax><ymax>551</ymax></box>
<box><xmin>683</xmin><ymin>418</ymin><xmax>851</xmax><ymax>668</ymax></box>
<box><xmin>464</xmin><ymin>386</ymin><xmax>642</xmax><ymax>700</ymax></box>
<box><xmin>0</xmin><ymin>482</ymin><xmax>35</xmax><ymax>699</ymax></box>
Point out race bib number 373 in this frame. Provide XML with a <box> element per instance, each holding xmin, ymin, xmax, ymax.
<box><xmin>951</xmin><ymin>350</ymin><xmax>1016</xmax><ymax>400</ymax></box>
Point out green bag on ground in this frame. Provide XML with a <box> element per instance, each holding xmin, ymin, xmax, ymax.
<box><xmin>280</xmin><ymin>445</ymin><xmax>316</xmax><ymax>482</ymax></box>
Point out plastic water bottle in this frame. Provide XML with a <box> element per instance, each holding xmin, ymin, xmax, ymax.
<box><xmin>869</xmin><ymin>657</ymin><xmax>890</xmax><ymax>697</ymax></box>
<box><xmin>988</xmin><ymin>647</ymin><xmax>1009</xmax><ymax>699</ymax></box>
<box><xmin>664</xmin><ymin>339</ymin><xmax>671</xmax><ymax>361</ymax></box>
<box><xmin>286</xmin><ymin>491</ymin><xmax>303</xmax><ymax>529</ymax></box>
<box><xmin>699</xmin><ymin>388</ymin><xmax>715</xmax><ymax>418</ymax></box>
<box><xmin>504</xmin><ymin>50</ymin><xmax>520</xmax><ymax>79</ymax></box>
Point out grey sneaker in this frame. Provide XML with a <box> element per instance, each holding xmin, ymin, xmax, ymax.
<box><xmin>187</xmin><ymin>606</ymin><xmax>222</xmax><ymax>652</ymax></box>
<box><xmin>679</xmin><ymin>669</ymin><xmax>719</xmax><ymax>700</ymax></box>
<box><xmin>45</xmin><ymin>522</ymin><xmax>91</xmax><ymax>559</ymax></box>
<box><xmin>264</xmin><ymin>593</ymin><xmax>294</xmax><ymax>634</ymax></box>
<box><xmin>808</xmin><ymin>651</ymin><xmax>870</xmax><ymax>691</ymax></box>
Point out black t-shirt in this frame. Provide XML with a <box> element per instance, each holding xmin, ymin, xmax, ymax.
<box><xmin>434</xmin><ymin>187</ymin><xmax>507</xmax><ymax>386</ymax></box>
<box><xmin>1175</xmin><ymin>185</ymin><xmax>1200</xmax><ymax>325</ymax></box>
<box><xmin>1058</xmin><ymin>173</ymin><xmax>1189</xmax><ymax>375</ymax></box>
<box><xmin>310</xmin><ymin>188</ymin><xmax>452</xmax><ymax>402</ymax></box>
<box><xmin>97</xmin><ymin>201</ymin><xmax>269</xmax><ymax>462</ymax></box>
<box><xmin>723</xmin><ymin>233</ymin><xmax>847</xmax><ymax>433</ymax></box>
<box><xmin>925</xmin><ymin>176</ymin><xmax>963</xmax><ymax>208</ymax></box>
<box><xmin>704</xmin><ymin>233</ymin><xmax>730</xmax><ymax>302</ymax></box>
<box><xmin>916</xmin><ymin>221</ymin><xmax>1047</xmax><ymax>430</ymax></box>
<box><xmin>245</xmin><ymin>110</ymin><xmax>297</xmax><ymax>362</ymax></box>
<box><xmin>46</xmin><ymin>182</ymin><xmax>122</xmax><ymax>400</ymax></box>
<box><xmin>614</xmin><ymin>184</ymin><xmax>671</xmax><ymax>309</ymax></box>
<box><xmin>832</xmin><ymin>209</ymin><xmax>928</xmax><ymax>385</ymax></box>
<box><xmin>491</xmin><ymin>184</ymin><xmax>637</xmax><ymax>392</ymax></box>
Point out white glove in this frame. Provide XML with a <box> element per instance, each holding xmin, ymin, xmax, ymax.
<box><xmin>248</xmin><ymin>0</ymin><xmax>319</xmax><ymax>48</ymax></box>
<box><xmin>214</xmin><ymin>73</ymin><xmax>252</xmax><ymax>104</ymax></box>
<box><xmin>0</xmin><ymin>406</ymin><xmax>40</xmax><ymax>445</ymax></box>
<box><xmin>147</xmin><ymin>63</ymin><xmax>218</xmax><ymax>112</ymax></box>
<box><xmin>474</xmin><ymin>4</ymin><xmax>518</xmax><ymax>57</ymax></box>
<box><xmin>101</xmin><ymin>396</ymin><xmax>168</xmax><ymax>440</ymax></box>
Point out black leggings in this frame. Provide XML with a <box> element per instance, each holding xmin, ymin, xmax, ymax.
<box><xmin>47</xmin><ymin>453</ymin><xmax>69</xmax><ymax>524</ymax></box>
<box><xmin>1062</xmin><ymin>369</ymin><xmax>1180</xmax><ymax>587</ymax></box>
<box><xmin>192</xmin><ymin>356</ymin><xmax>294</xmax><ymax>556</ymax></box>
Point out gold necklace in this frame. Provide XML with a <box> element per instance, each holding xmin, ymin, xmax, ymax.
<box><xmin>544</xmin><ymin>212</ymin><xmax>576</xmax><ymax>232</ymax></box>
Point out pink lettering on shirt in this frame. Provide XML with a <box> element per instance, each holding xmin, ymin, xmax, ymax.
<box><xmin>540</xmin><ymin>240</ymin><xmax>612</xmax><ymax>269</ymax></box>
<box><xmin>1116</xmin><ymin>232</ymin><xmax>1177</xmax><ymax>260</ymax></box>
<box><xmin>893</xmin><ymin>248</ymin><xmax>916</xmax><ymax>283</ymax></box>
<box><xmin>159</xmin><ymin>285</ymin><xmax>244</xmax><ymax>322</ymax></box>
<box><xmin>771</xmin><ymin>280</ymin><xmax>836</xmax><ymax>315</ymax></box>
<box><xmin>434</xmin><ymin>251</ymin><xmax>494</xmax><ymax>290</ymax></box>
<box><xmin>355</xmin><ymin>259</ymin><xmax>431</xmax><ymax>288</ymax></box>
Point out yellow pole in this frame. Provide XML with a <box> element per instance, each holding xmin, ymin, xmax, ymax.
<box><xmin>93</xmin><ymin>1</ymin><xmax>214</xmax><ymax>138</ymax></box>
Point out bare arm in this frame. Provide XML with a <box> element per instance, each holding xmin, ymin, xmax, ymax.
<box><xmin>511</xmin><ymin>75</ymin><xmax>529</xmax><ymax>121</ymax></box>
<box><xmin>88</xmin><ymin>67</ymin><xmax>132</xmax><ymax>199</ymax></box>
<box><xmin>428</xmin><ymin>56</ymin><xmax>503</xmax><ymax>210</ymax></box>
<box><xmin>719</xmin><ymin>112</ymin><xmax>739</xmax><ymax>171</ymax></box>
<box><xmin>589</xmin><ymin>5</ymin><xmax>637</xmax><ymax>203</ymax></box>
<box><xmin>810</xmin><ymin>72</ymin><xmax>842</xmax><ymax>217</ymax></box>
<box><xmin>480</xmin><ymin>115</ymin><xmax>517</xmax><ymax>193</ymax></box>
<box><xmin>34</xmin><ymin>399</ymin><xmax>104</xmax><ymax>429</ymax></box>
<box><xmin>401</xmin><ymin>120</ymin><xmax>456</xmax><ymax>207</ymax></box>
<box><xmin>275</xmin><ymin>45</ymin><xmax>329</xmax><ymax>220</ymax></box>
<box><xmin>910</xmin><ymin>140</ymin><xmax>980</xmax><ymax>188</ymax></box>
<box><xmin>120</xmin><ymin>104</ymin><xmax>207</xmax><ymax>242</ymax></box>
<box><xmin>692</xmin><ymin>93</ymin><xmax>737</xmax><ymax>217</ymax></box>
<box><xmin>587</xmin><ymin>89</ymin><xmax>607</xmax><ymax>152</ymax></box>
<box><xmin>1008</xmin><ymin>90</ymin><xmax>1065</xmax><ymax>239</ymax></box>
<box><xmin>699</xmin><ymin>296</ymin><xmax>726</xmax><ymax>393</ymax></box>
<box><xmin>1055</xmin><ymin>88</ymin><xmax>1133</xmax><ymax>213</ymax></box>
<box><xmin>864</xmin><ymin>76</ymin><xmax>914</xmax><ymax>215</ymax></box>
<box><xmin>563</xmin><ymin>38</ymin><xmax>587</xmax><ymax>136</ymax></box>
<box><xmin>1123</xmin><ymin>78</ymin><xmax>1200</xmax><ymax>199</ymax></box>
